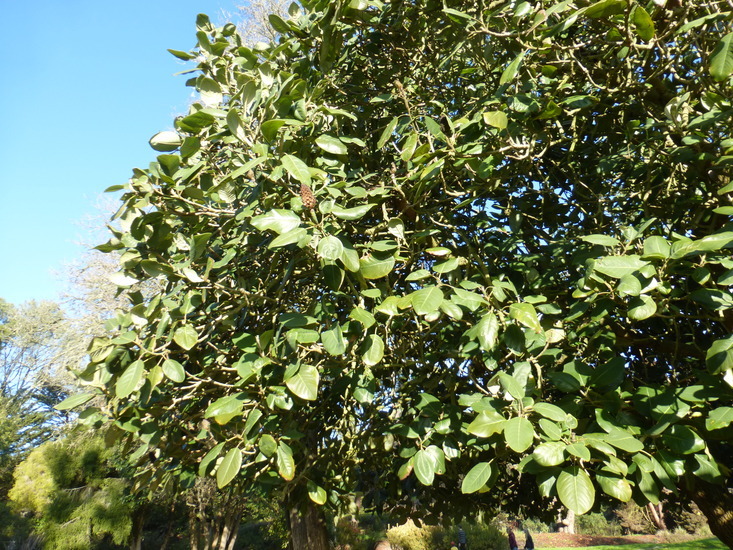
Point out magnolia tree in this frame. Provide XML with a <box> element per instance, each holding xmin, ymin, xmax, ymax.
<box><xmin>63</xmin><ymin>0</ymin><xmax>733</xmax><ymax>547</ymax></box>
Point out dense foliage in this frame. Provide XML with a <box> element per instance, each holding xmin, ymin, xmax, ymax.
<box><xmin>66</xmin><ymin>0</ymin><xmax>733</xmax><ymax>546</ymax></box>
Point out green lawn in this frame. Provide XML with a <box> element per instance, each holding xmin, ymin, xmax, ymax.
<box><xmin>550</xmin><ymin>538</ymin><xmax>726</xmax><ymax>550</ymax></box>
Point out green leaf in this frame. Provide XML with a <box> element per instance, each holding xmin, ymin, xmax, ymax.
<box><xmin>706</xmin><ymin>336</ymin><xmax>733</xmax><ymax>374</ymax></box>
<box><xmin>199</xmin><ymin>442</ymin><xmax>225</xmax><ymax>477</ymax></box>
<box><xmin>533</xmin><ymin>403</ymin><xmax>568</xmax><ymax>422</ymax></box>
<box><xmin>173</xmin><ymin>325</ymin><xmax>199</xmax><ymax>350</ymax></box>
<box><xmin>557</xmin><ymin>466</ymin><xmax>595</xmax><ymax>515</ymax></box>
<box><xmin>359</xmin><ymin>254</ymin><xmax>395</xmax><ymax>279</ymax></box>
<box><xmin>584</xmin><ymin>0</ymin><xmax>625</xmax><ymax>18</ymax></box>
<box><xmin>162</xmin><ymin>359</ymin><xmax>186</xmax><ymax>383</ymax></box>
<box><xmin>581</xmin><ymin>235</ymin><xmax>620</xmax><ymax>247</ymax></box>
<box><xmin>116</xmin><ymin>360</ymin><xmax>144</xmax><ymax>398</ymax></box>
<box><xmin>711</xmin><ymin>32</ymin><xmax>733</xmax><ymax>82</ymax></box>
<box><xmin>662</xmin><ymin>425</ymin><xmax>705</xmax><ymax>455</ymax></box>
<box><xmin>377</xmin><ymin>117</ymin><xmax>399</xmax><ymax>149</ymax></box>
<box><xmin>597</xmin><ymin>472</ymin><xmax>632</xmax><ymax>502</ymax></box>
<box><xmin>259</xmin><ymin>434</ymin><xmax>277</xmax><ymax>457</ymax></box>
<box><xmin>593</xmin><ymin>256</ymin><xmax>648</xmax><ymax>279</ymax></box>
<box><xmin>411</xmin><ymin>286</ymin><xmax>444</xmax><ymax>315</ymax></box>
<box><xmin>414</xmin><ymin>449</ymin><xmax>435</xmax><ymax>486</ymax></box>
<box><xmin>461</xmin><ymin>462</ymin><xmax>493</xmax><ymax>494</ymax></box>
<box><xmin>590</xmin><ymin>357</ymin><xmax>625</xmax><ymax>391</ymax></box>
<box><xmin>149</xmin><ymin>130</ymin><xmax>182</xmax><ymax>152</ymax></box>
<box><xmin>217</xmin><ymin>448</ymin><xmax>242</xmax><ymax>488</ymax></box>
<box><xmin>533</xmin><ymin>442</ymin><xmax>566</xmax><ymax>467</ymax></box>
<box><xmin>331</xmin><ymin>204</ymin><xmax>375</xmax><ymax>220</ymax></box>
<box><xmin>504</xmin><ymin>417</ymin><xmax>534</xmax><ymax>452</ymax></box>
<box><xmin>706</xmin><ymin>406</ymin><xmax>733</xmax><ymax>431</ymax></box>
<box><xmin>509</xmin><ymin>302</ymin><xmax>542</xmax><ymax>333</ymax></box>
<box><xmin>566</xmin><ymin>442</ymin><xmax>591</xmax><ymax>461</ymax></box>
<box><xmin>500</xmin><ymin>51</ymin><xmax>526</xmax><ymax>85</ymax></box>
<box><xmin>642</xmin><ymin>236</ymin><xmax>670</xmax><ymax>259</ymax></box>
<box><xmin>628</xmin><ymin>295</ymin><xmax>657</xmax><ymax>321</ymax></box>
<box><xmin>55</xmin><ymin>393</ymin><xmax>96</xmax><ymax>411</ymax></box>
<box><xmin>605</xmin><ymin>428</ymin><xmax>644</xmax><ymax>453</ymax></box>
<box><xmin>632</xmin><ymin>6</ymin><xmax>655</xmax><ymax>42</ymax></box>
<box><xmin>482</xmin><ymin>111</ymin><xmax>508</xmax><ymax>129</ymax></box>
<box><xmin>318</xmin><ymin>236</ymin><xmax>344</xmax><ymax>261</ymax></box>
<box><xmin>281</xmin><ymin>154</ymin><xmax>312</xmax><ymax>186</ymax></box>
<box><xmin>467</xmin><ymin>411</ymin><xmax>505</xmax><ymax>438</ymax></box>
<box><xmin>321</xmin><ymin>325</ymin><xmax>346</xmax><ymax>356</ymax></box>
<box><xmin>316</xmin><ymin>134</ymin><xmax>348</xmax><ymax>155</ymax></box>
<box><xmin>277</xmin><ymin>443</ymin><xmax>296</xmax><ymax>480</ymax></box>
<box><xmin>205</xmin><ymin>393</ymin><xmax>247</xmax><ymax>420</ymax></box>
<box><xmin>476</xmin><ymin>312</ymin><xmax>500</xmax><ymax>351</ymax></box>
<box><xmin>362</xmin><ymin>334</ymin><xmax>385</xmax><ymax>366</ymax></box>
<box><xmin>285</xmin><ymin>365</ymin><xmax>319</xmax><ymax>401</ymax></box>
<box><xmin>498</xmin><ymin>373</ymin><xmax>525</xmax><ymax>400</ymax></box>
<box><xmin>251</xmin><ymin>209</ymin><xmax>301</xmax><ymax>234</ymax></box>
<box><xmin>307</xmin><ymin>480</ymin><xmax>328</xmax><ymax>505</ymax></box>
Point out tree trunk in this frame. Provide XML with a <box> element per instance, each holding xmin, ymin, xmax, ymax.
<box><xmin>557</xmin><ymin>508</ymin><xmax>575</xmax><ymax>534</ymax></box>
<box><xmin>646</xmin><ymin>502</ymin><xmax>666</xmax><ymax>532</ymax></box>
<box><xmin>128</xmin><ymin>506</ymin><xmax>145</xmax><ymax>550</ymax></box>
<box><xmin>288</xmin><ymin>498</ymin><xmax>330</xmax><ymax>550</ymax></box>
<box><xmin>685</xmin><ymin>477</ymin><xmax>733</xmax><ymax>549</ymax></box>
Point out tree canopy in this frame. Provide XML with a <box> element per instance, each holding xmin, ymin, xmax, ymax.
<box><xmin>68</xmin><ymin>0</ymin><xmax>733</xmax><ymax>546</ymax></box>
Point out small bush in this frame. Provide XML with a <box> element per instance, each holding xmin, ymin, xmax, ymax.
<box><xmin>576</xmin><ymin>511</ymin><xmax>622</xmax><ymax>537</ymax></box>
<box><xmin>518</xmin><ymin>517</ymin><xmax>551</xmax><ymax>534</ymax></box>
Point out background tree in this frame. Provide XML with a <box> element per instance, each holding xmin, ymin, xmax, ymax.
<box><xmin>71</xmin><ymin>0</ymin><xmax>733</xmax><ymax>548</ymax></box>
<box><xmin>9</xmin><ymin>426</ymin><xmax>136</xmax><ymax>550</ymax></box>
<box><xmin>0</xmin><ymin>299</ymin><xmax>78</xmax><ymax>500</ymax></box>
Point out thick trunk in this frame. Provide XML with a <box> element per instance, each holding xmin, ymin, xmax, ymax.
<box><xmin>557</xmin><ymin>508</ymin><xmax>575</xmax><ymax>534</ymax></box>
<box><xmin>288</xmin><ymin>498</ymin><xmax>330</xmax><ymax>550</ymax></box>
<box><xmin>686</xmin><ymin>477</ymin><xmax>733</xmax><ymax>549</ymax></box>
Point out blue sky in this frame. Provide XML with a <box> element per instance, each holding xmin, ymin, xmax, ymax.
<box><xmin>0</xmin><ymin>0</ymin><xmax>243</xmax><ymax>305</ymax></box>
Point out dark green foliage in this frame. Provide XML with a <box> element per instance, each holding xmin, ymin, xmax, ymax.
<box><xmin>70</xmin><ymin>0</ymin><xmax>733</xmax><ymax>544</ymax></box>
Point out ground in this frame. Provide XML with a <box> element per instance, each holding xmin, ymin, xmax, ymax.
<box><xmin>531</xmin><ymin>532</ymin><xmax>704</xmax><ymax>548</ymax></box>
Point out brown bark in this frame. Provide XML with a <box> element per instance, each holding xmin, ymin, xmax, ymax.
<box><xmin>557</xmin><ymin>508</ymin><xmax>575</xmax><ymax>534</ymax></box>
<box><xmin>646</xmin><ymin>502</ymin><xmax>666</xmax><ymax>532</ymax></box>
<box><xmin>288</xmin><ymin>498</ymin><xmax>330</xmax><ymax>550</ymax></box>
<box><xmin>685</xmin><ymin>477</ymin><xmax>733</xmax><ymax>549</ymax></box>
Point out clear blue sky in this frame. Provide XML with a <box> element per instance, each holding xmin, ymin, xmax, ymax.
<box><xmin>0</xmin><ymin>0</ymin><xmax>243</xmax><ymax>305</ymax></box>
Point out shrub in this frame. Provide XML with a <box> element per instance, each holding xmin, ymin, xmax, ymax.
<box><xmin>386</xmin><ymin>519</ymin><xmax>438</xmax><ymax>550</ymax></box>
<box><xmin>518</xmin><ymin>517</ymin><xmax>551</xmax><ymax>534</ymax></box>
<box><xmin>576</xmin><ymin>511</ymin><xmax>622</xmax><ymax>537</ymax></box>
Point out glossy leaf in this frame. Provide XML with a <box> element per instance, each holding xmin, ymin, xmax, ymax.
<box><xmin>414</xmin><ymin>449</ymin><xmax>435</xmax><ymax>486</ymax></box>
<box><xmin>162</xmin><ymin>359</ymin><xmax>186</xmax><ymax>383</ymax></box>
<box><xmin>411</xmin><ymin>286</ymin><xmax>444</xmax><ymax>315</ymax></box>
<box><xmin>504</xmin><ymin>417</ymin><xmax>534</xmax><ymax>453</ymax></box>
<box><xmin>277</xmin><ymin>443</ymin><xmax>296</xmax><ymax>481</ymax></box>
<box><xmin>285</xmin><ymin>365</ymin><xmax>319</xmax><ymax>401</ymax></box>
<box><xmin>281</xmin><ymin>154</ymin><xmax>312</xmax><ymax>186</ymax></box>
<box><xmin>173</xmin><ymin>325</ymin><xmax>199</xmax><ymax>350</ymax></box>
<box><xmin>711</xmin><ymin>32</ymin><xmax>733</xmax><ymax>81</ymax></box>
<box><xmin>217</xmin><ymin>448</ymin><xmax>242</xmax><ymax>488</ymax></box>
<box><xmin>116</xmin><ymin>360</ymin><xmax>144</xmax><ymax>398</ymax></box>
<box><xmin>307</xmin><ymin>480</ymin><xmax>328</xmax><ymax>505</ymax></box>
<box><xmin>461</xmin><ymin>462</ymin><xmax>493</xmax><ymax>494</ymax></box>
<box><xmin>557</xmin><ymin>466</ymin><xmax>595</xmax><ymax>515</ymax></box>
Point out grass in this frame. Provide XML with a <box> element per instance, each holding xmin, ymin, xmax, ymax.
<box><xmin>550</xmin><ymin>538</ymin><xmax>726</xmax><ymax>550</ymax></box>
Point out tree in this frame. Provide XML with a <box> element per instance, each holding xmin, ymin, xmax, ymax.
<box><xmin>72</xmin><ymin>1</ymin><xmax>733</xmax><ymax>547</ymax></box>
<box><xmin>8</xmin><ymin>426</ymin><xmax>136</xmax><ymax>550</ymax></box>
<box><xmin>0</xmin><ymin>299</ymin><xmax>76</xmax><ymax>499</ymax></box>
